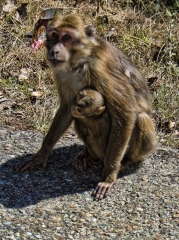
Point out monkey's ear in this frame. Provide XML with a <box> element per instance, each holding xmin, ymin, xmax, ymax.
<box><xmin>96</xmin><ymin>106</ymin><xmax>106</xmax><ymax>115</ymax></box>
<box><xmin>85</xmin><ymin>25</ymin><xmax>96</xmax><ymax>37</ymax></box>
<box><xmin>46</xmin><ymin>20</ymin><xmax>53</xmax><ymax>32</ymax></box>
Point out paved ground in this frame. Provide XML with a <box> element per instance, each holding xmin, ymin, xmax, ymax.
<box><xmin>0</xmin><ymin>127</ymin><xmax>179</xmax><ymax>239</ymax></box>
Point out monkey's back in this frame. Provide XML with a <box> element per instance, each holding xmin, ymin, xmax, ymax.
<box><xmin>88</xmin><ymin>38</ymin><xmax>152</xmax><ymax>116</ymax></box>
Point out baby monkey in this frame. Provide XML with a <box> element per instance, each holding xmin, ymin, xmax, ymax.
<box><xmin>71</xmin><ymin>87</ymin><xmax>110</xmax><ymax>172</ymax></box>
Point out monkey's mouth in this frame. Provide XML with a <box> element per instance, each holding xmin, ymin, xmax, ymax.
<box><xmin>48</xmin><ymin>59</ymin><xmax>65</xmax><ymax>64</ymax></box>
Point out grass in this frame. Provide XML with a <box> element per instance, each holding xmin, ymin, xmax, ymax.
<box><xmin>0</xmin><ymin>0</ymin><xmax>179</xmax><ymax>147</ymax></box>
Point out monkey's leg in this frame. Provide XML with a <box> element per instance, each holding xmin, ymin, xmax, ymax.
<box><xmin>92</xmin><ymin>116</ymin><xmax>136</xmax><ymax>200</ymax></box>
<box><xmin>15</xmin><ymin>105</ymin><xmax>73</xmax><ymax>172</ymax></box>
<box><xmin>92</xmin><ymin>164</ymin><xmax>119</xmax><ymax>200</ymax></box>
<box><xmin>121</xmin><ymin>112</ymin><xmax>157</xmax><ymax>169</ymax></box>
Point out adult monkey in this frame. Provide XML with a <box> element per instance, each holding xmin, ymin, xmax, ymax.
<box><xmin>15</xmin><ymin>14</ymin><xmax>157</xmax><ymax>199</ymax></box>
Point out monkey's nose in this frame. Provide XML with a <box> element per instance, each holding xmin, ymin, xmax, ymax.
<box><xmin>52</xmin><ymin>50</ymin><xmax>59</xmax><ymax>57</ymax></box>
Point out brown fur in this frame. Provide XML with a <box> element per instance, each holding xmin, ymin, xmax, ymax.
<box><xmin>15</xmin><ymin>14</ymin><xmax>157</xmax><ymax>200</ymax></box>
<box><xmin>72</xmin><ymin>87</ymin><xmax>110</xmax><ymax>164</ymax></box>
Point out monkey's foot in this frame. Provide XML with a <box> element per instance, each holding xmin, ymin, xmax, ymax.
<box><xmin>92</xmin><ymin>181</ymin><xmax>116</xmax><ymax>200</ymax></box>
<box><xmin>15</xmin><ymin>153</ymin><xmax>48</xmax><ymax>173</ymax></box>
<box><xmin>73</xmin><ymin>149</ymin><xmax>89</xmax><ymax>172</ymax></box>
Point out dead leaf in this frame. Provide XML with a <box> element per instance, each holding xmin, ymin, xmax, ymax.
<box><xmin>0</xmin><ymin>98</ymin><xmax>9</xmax><ymax>103</ymax></box>
<box><xmin>0</xmin><ymin>92</ymin><xmax>4</xmax><ymax>98</ymax></box>
<box><xmin>14</xmin><ymin>11</ymin><xmax>21</xmax><ymax>22</ymax></box>
<box><xmin>0</xmin><ymin>103</ymin><xmax>11</xmax><ymax>111</ymax></box>
<box><xmin>173</xmin><ymin>130</ymin><xmax>179</xmax><ymax>136</ymax></box>
<box><xmin>0</xmin><ymin>104</ymin><xmax>6</xmax><ymax>111</ymax></box>
<box><xmin>30</xmin><ymin>91</ymin><xmax>44</xmax><ymax>98</ymax></box>
<box><xmin>3</xmin><ymin>0</ymin><xmax>15</xmax><ymax>13</ymax></box>
<box><xmin>165</xmin><ymin>121</ymin><xmax>176</xmax><ymax>131</ymax></box>
<box><xmin>13</xmin><ymin>110</ymin><xmax>24</xmax><ymax>115</ymax></box>
<box><xmin>18</xmin><ymin>68</ymin><xmax>32</xmax><ymax>81</ymax></box>
<box><xmin>9</xmin><ymin>70</ymin><xmax>19</xmax><ymax>77</ymax></box>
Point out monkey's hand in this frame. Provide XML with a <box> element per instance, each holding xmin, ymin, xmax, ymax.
<box><xmin>15</xmin><ymin>151</ymin><xmax>48</xmax><ymax>173</ymax></box>
<box><xmin>73</xmin><ymin>149</ymin><xmax>88</xmax><ymax>172</ymax></box>
<box><xmin>92</xmin><ymin>181</ymin><xmax>116</xmax><ymax>200</ymax></box>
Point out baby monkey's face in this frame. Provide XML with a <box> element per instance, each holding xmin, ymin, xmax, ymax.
<box><xmin>71</xmin><ymin>89</ymin><xmax>106</xmax><ymax>118</ymax></box>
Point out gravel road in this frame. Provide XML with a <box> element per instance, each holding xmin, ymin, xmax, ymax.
<box><xmin>0</xmin><ymin>127</ymin><xmax>179</xmax><ymax>239</ymax></box>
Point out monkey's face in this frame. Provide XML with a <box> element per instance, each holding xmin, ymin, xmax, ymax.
<box><xmin>45</xmin><ymin>27</ymin><xmax>77</xmax><ymax>68</ymax></box>
<box><xmin>45</xmin><ymin>14</ymin><xmax>96</xmax><ymax>70</ymax></box>
<box><xmin>71</xmin><ymin>94</ymin><xmax>91</xmax><ymax>119</ymax></box>
<box><xmin>71</xmin><ymin>91</ymin><xmax>106</xmax><ymax>119</ymax></box>
<box><xmin>71</xmin><ymin>105</ymin><xmax>86</xmax><ymax>118</ymax></box>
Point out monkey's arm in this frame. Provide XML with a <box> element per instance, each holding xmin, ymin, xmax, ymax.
<box><xmin>15</xmin><ymin>103</ymin><xmax>73</xmax><ymax>172</ymax></box>
<box><xmin>92</xmin><ymin>113</ymin><xmax>136</xmax><ymax>199</ymax></box>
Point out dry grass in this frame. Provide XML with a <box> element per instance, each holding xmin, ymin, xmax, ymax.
<box><xmin>0</xmin><ymin>0</ymin><xmax>179</xmax><ymax>147</ymax></box>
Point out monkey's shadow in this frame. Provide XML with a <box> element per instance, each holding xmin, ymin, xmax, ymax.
<box><xmin>0</xmin><ymin>144</ymin><xmax>141</xmax><ymax>208</ymax></box>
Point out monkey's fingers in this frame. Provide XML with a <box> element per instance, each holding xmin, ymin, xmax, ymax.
<box><xmin>82</xmin><ymin>157</ymin><xmax>87</xmax><ymax>171</ymax></box>
<box><xmin>73</xmin><ymin>156</ymin><xmax>87</xmax><ymax>172</ymax></box>
<box><xmin>92</xmin><ymin>181</ymin><xmax>115</xmax><ymax>200</ymax></box>
<box><xmin>15</xmin><ymin>155</ymin><xmax>47</xmax><ymax>173</ymax></box>
<box><xmin>73</xmin><ymin>150</ymin><xmax>88</xmax><ymax>172</ymax></box>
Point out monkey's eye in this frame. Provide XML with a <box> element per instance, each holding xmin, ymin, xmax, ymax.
<box><xmin>84</xmin><ymin>102</ymin><xmax>89</xmax><ymax>107</ymax></box>
<box><xmin>77</xmin><ymin>108</ymin><xmax>82</xmax><ymax>113</ymax></box>
<box><xmin>51</xmin><ymin>32</ymin><xmax>59</xmax><ymax>39</ymax></box>
<box><xmin>77</xmin><ymin>104</ymin><xmax>84</xmax><ymax>108</ymax></box>
<box><xmin>62</xmin><ymin>34</ymin><xmax>72</xmax><ymax>42</ymax></box>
